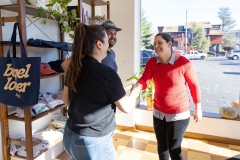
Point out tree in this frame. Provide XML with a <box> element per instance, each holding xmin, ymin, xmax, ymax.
<box><xmin>218</xmin><ymin>7</ymin><xmax>236</xmax><ymax>33</ymax></box>
<box><xmin>201</xmin><ymin>36</ymin><xmax>211</xmax><ymax>53</ymax></box>
<box><xmin>141</xmin><ymin>10</ymin><xmax>153</xmax><ymax>49</ymax></box>
<box><xmin>190</xmin><ymin>22</ymin><xmax>210</xmax><ymax>52</ymax></box>
<box><xmin>222</xmin><ymin>32</ymin><xmax>237</xmax><ymax>48</ymax></box>
<box><xmin>218</xmin><ymin>7</ymin><xmax>237</xmax><ymax>48</ymax></box>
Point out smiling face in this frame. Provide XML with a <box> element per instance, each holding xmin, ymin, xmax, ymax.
<box><xmin>106</xmin><ymin>28</ymin><xmax>117</xmax><ymax>48</ymax></box>
<box><xmin>154</xmin><ymin>35</ymin><xmax>172</xmax><ymax>57</ymax></box>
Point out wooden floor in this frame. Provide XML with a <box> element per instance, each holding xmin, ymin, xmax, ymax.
<box><xmin>54</xmin><ymin>129</ymin><xmax>240</xmax><ymax>160</ymax></box>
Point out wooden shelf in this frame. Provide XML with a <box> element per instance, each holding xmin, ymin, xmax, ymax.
<box><xmin>83</xmin><ymin>0</ymin><xmax>108</xmax><ymax>6</ymax></box>
<box><xmin>0</xmin><ymin>4</ymin><xmax>53</xmax><ymax>19</ymax></box>
<box><xmin>1</xmin><ymin>42</ymin><xmax>72</xmax><ymax>50</ymax></box>
<box><xmin>11</xmin><ymin>134</ymin><xmax>63</xmax><ymax>160</ymax></box>
<box><xmin>0</xmin><ymin>0</ymin><xmax>107</xmax><ymax>17</ymax></box>
<box><xmin>41</xmin><ymin>73</ymin><xmax>65</xmax><ymax>79</ymax></box>
<box><xmin>1</xmin><ymin>43</ymin><xmax>19</xmax><ymax>46</ymax></box>
<box><xmin>8</xmin><ymin>104</ymin><xmax>66</xmax><ymax>122</ymax></box>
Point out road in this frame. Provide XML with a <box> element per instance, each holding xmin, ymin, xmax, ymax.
<box><xmin>189</xmin><ymin>57</ymin><xmax>240</xmax><ymax>113</ymax></box>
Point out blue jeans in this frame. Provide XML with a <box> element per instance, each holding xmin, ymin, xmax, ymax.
<box><xmin>63</xmin><ymin>125</ymin><xmax>118</xmax><ymax>160</ymax></box>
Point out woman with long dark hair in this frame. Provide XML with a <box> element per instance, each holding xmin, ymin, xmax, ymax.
<box><xmin>62</xmin><ymin>23</ymin><xmax>139</xmax><ymax>160</ymax></box>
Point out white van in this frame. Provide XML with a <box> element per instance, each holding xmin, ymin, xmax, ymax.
<box><xmin>184</xmin><ymin>50</ymin><xmax>206</xmax><ymax>60</ymax></box>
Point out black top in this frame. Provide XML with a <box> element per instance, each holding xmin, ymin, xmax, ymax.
<box><xmin>67</xmin><ymin>56</ymin><xmax>126</xmax><ymax>137</ymax></box>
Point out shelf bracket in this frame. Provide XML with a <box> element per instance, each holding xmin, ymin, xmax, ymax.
<box><xmin>1</xmin><ymin>17</ymin><xmax>4</xmax><ymax>26</ymax></box>
<box><xmin>0</xmin><ymin>16</ymin><xmax>18</xmax><ymax>24</ymax></box>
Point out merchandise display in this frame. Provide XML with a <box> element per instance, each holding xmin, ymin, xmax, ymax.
<box><xmin>10</xmin><ymin>135</ymin><xmax>50</xmax><ymax>157</ymax></box>
<box><xmin>15</xmin><ymin>92</ymin><xmax>64</xmax><ymax>118</ymax></box>
<box><xmin>40</xmin><ymin>62</ymin><xmax>57</xmax><ymax>75</ymax></box>
<box><xmin>51</xmin><ymin>114</ymin><xmax>67</xmax><ymax>129</ymax></box>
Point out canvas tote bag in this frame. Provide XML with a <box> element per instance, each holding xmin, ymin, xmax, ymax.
<box><xmin>0</xmin><ymin>23</ymin><xmax>41</xmax><ymax>108</ymax></box>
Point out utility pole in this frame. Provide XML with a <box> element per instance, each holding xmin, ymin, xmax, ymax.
<box><xmin>185</xmin><ymin>10</ymin><xmax>188</xmax><ymax>53</ymax></box>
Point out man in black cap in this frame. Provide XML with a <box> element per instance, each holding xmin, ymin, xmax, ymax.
<box><xmin>101</xmin><ymin>20</ymin><xmax>122</xmax><ymax>72</ymax></box>
<box><xmin>61</xmin><ymin>20</ymin><xmax>121</xmax><ymax>73</ymax></box>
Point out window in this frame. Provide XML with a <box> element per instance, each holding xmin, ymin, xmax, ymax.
<box><xmin>141</xmin><ymin>0</ymin><xmax>240</xmax><ymax>116</ymax></box>
<box><xmin>212</xmin><ymin>25</ymin><xmax>220</xmax><ymax>28</ymax></box>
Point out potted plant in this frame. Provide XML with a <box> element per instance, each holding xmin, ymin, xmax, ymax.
<box><xmin>88</xmin><ymin>15</ymin><xmax>107</xmax><ymax>25</ymax></box>
<box><xmin>126</xmin><ymin>67</ymin><xmax>155</xmax><ymax>110</ymax></box>
<box><xmin>34</xmin><ymin>0</ymin><xmax>78</xmax><ymax>38</ymax></box>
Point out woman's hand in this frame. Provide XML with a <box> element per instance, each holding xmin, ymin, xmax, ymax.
<box><xmin>130</xmin><ymin>83</ymin><xmax>142</xmax><ymax>98</ymax></box>
<box><xmin>130</xmin><ymin>84</ymin><xmax>141</xmax><ymax>98</ymax></box>
<box><xmin>61</xmin><ymin>58</ymin><xmax>72</xmax><ymax>72</ymax></box>
<box><xmin>193</xmin><ymin>103</ymin><xmax>202</xmax><ymax>122</ymax></box>
<box><xmin>131</xmin><ymin>83</ymin><xmax>142</xmax><ymax>91</ymax></box>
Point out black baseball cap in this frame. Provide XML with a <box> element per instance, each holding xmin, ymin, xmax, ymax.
<box><xmin>101</xmin><ymin>20</ymin><xmax>122</xmax><ymax>31</ymax></box>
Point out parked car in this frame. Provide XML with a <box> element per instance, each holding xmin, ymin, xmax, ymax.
<box><xmin>173</xmin><ymin>50</ymin><xmax>190</xmax><ymax>60</ymax></box>
<box><xmin>140</xmin><ymin>50</ymin><xmax>157</xmax><ymax>67</ymax></box>
<box><xmin>184</xmin><ymin>50</ymin><xmax>206</xmax><ymax>60</ymax></box>
<box><xmin>226</xmin><ymin>50</ymin><xmax>240</xmax><ymax>60</ymax></box>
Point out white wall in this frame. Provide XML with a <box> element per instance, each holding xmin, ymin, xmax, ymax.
<box><xmin>103</xmin><ymin>0</ymin><xmax>141</xmax><ymax>127</ymax></box>
<box><xmin>106</xmin><ymin>0</ymin><xmax>141</xmax><ymax>84</ymax></box>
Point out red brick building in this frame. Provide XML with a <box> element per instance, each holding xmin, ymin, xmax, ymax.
<box><xmin>157</xmin><ymin>22</ymin><xmax>223</xmax><ymax>53</ymax></box>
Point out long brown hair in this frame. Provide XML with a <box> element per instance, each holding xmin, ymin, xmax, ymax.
<box><xmin>66</xmin><ymin>23</ymin><xmax>106</xmax><ymax>92</ymax></box>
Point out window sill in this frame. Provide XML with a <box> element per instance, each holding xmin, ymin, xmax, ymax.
<box><xmin>136</xmin><ymin>103</ymin><xmax>240</xmax><ymax>121</ymax></box>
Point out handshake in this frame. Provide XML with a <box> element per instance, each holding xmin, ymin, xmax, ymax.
<box><xmin>130</xmin><ymin>83</ymin><xmax>141</xmax><ymax>98</ymax></box>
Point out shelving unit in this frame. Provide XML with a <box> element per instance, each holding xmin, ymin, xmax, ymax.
<box><xmin>8</xmin><ymin>104</ymin><xmax>66</xmax><ymax>122</ymax></box>
<box><xmin>40</xmin><ymin>73</ymin><xmax>65</xmax><ymax>79</ymax></box>
<box><xmin>0</xmin><ymin>4</ymin><xmax>53</xmax><ymax>19</ymax></box>
<box><xmin>0</xmin><ymin>0</ymin><xmax>110</xmax><ymax>160</ymax></box>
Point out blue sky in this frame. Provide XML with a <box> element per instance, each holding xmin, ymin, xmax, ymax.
<box><xmin>142</xmin><ymin>0</ymin><xmax>240</xmax><ymax>32</ymax></box>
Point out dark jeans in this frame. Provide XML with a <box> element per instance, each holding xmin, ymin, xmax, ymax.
<box><xmin>153</xmin><ymin>116</ymin><xmax>190</xmax><ymax>160</ymax></box>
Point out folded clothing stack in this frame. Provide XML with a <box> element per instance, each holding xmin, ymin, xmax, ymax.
<box><xmin>51</xmin><ymin>114</ymin><xmax>68</xmax><ymax>133</ymax></box>
<box><xmin>15</xmin><ymin>92</ymin><xmax>64</xmax><ymax>118</ymax></box>
<box><xmin>15</xmin><ymin>103</ymin><xmax>49</xmax><ymax>118</ymax></box>
<box><xmin>41</xmin><ymin>92</ymin><xmax>64</xmax><ymax>109</ymax></box>
<box><xmin>10</xmin><ymin>135</ymin><xmax>50</xmax><ymax>157</ymax></box>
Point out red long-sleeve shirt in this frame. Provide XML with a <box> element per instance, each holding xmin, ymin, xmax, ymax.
<box><xmin>138</xmin><ymin>56</ymin><xmax>201</xmax><ymax>114</ymax></box>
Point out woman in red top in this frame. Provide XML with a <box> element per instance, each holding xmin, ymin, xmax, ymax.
<box><xmin>133</xmin><ymin>33</ymin><xmax>202</xmax><ymax>160</ymax></box>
